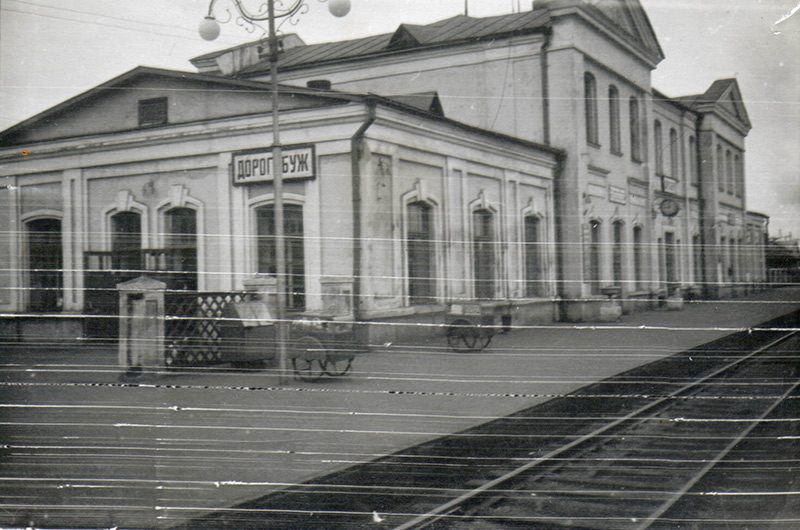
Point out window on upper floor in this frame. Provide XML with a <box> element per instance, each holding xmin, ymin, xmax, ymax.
<box><xmin>138</xmin><ymin>97</ymin><xmax>168</xmax><ymax>127</ymax></box>
<box><xmin>735</xmin><ymin>154</ymin><xmax>743</xmax><ymax>198</ymax></box>
<box><xmin>584</xmin><ymin>73</ymin><xmax>599</xmax><ymax>146</ymax></box>
<box><xmin>716</xmin><ymin>145</ymin><xmax>724</xmax><ymax>193</ymax></box>
<box><xmin>609</xmin><ymin>85</ymin><xmax>621</xmax><ymax>154</ymax></box>
<box><xmin>654</xmin><ymin>120</ymin><xmax>664</xmax><ymax>175</ymax></box>
<box><xmin>630</xmin><ymin>97</ymin><xmax>642</xmax><ymax>162</ymax></box>
<box><xmin>689</xmin><ymin>136</ymin><xmax>698</xmax><ymax>185</ymax></box>
<box><xmin>669</xmin><ymin>128</ymin><xmax>679</xmax><ymax>179</ymax></box>
<box><xmin>725</xmin><ymin>150</ymin><xmax>733</xmax><ymax>195</ymax></box>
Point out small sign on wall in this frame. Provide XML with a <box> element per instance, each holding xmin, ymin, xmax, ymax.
<box><xmin>231</xmin><ymin>144</ymin><xmax>315</xmax><ymax>185</ymax></box>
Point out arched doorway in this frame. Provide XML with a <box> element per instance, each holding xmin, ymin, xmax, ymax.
<box><xmin>27</xmin><ymin>218</ymin><xmax>62</xmax><ymax>312</ymax></box>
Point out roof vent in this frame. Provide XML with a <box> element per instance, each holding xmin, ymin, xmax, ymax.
<box><xmin>307</xmin><ymin>79</ymin><xmax>332</xmax><ymax>90</ymax></box>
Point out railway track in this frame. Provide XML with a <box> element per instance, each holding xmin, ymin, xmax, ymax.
<box><xmin>183</xmin><ymin>315</ymin><xmax>800</xmax><ymax>530</ymax></box>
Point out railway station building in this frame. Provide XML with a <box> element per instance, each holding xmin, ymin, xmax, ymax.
<box><xmin>191</xmin><ymin>0</ymin><xmax>768</xmax><ymax>318</ymax></box>
<box><xmin>0</xmin><ymin>68</ymin><xmax>561</xmax><ymax>343</ymax></box>
<box><xmin>0</xmin><ymin>0</ymin><xmax>768</xmax><ymax>342</ymax></box>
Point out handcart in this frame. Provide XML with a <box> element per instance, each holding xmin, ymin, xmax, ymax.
<box><xmin>217</xmin><ymin>300</ymin><xmax>364</xmax><ymax>381</ymax></box>
<box><xmin>445</xmin><ymin>303</ymin><xmax>499</xmax><ymax>353</ymax></box>
<box><xmin>288</xmin><ymin>318</ymin><xmax>365</xmax><ymax>382</ymax></box>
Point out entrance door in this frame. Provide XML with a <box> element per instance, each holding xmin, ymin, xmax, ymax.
<box><xmin>665</xmin><ymin>232</ymin><xmax>677</xmax><ymax>293</ymax></box>
<box><xmin>27</xmin><ymin>218</ymin><xmax>62</xmax><ymax>312</ymax></box>
<box><xmin>256</xmin><ymin>204</ymin><xmax>305</xmax><ymax>311</ymax></box>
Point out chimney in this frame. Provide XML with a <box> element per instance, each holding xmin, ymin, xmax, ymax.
<box><xmin>307</xmin><ymin>79</ymin><xmax>333</xmax><ymax>90</ymax></box>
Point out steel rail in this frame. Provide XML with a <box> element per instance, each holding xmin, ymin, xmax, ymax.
<box><xmin>393</xmin><ymin>330</ymin><xmax>799</xmax><ymax>530</ymax></box>
<box><xmin>636</xmin><ymin>372</ymin><xmax>800</xmax><ymax>529</ymax></box>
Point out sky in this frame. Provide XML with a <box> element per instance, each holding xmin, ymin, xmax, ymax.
<box><xmin>1</xmin><ymin>0</ymin><xmax>798</xmax><ymax>236</ymax></box>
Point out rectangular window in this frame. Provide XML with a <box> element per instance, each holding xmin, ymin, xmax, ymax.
<box><xmin>164</xmin><ymin>207</ymin><xmax>198</xmax><ymax>291</ymax></box>
<box><xmin>138</xmin><ymin>97</ymin><xmax>168</xmax><ymax>127</ymax></box>
<box><xmin>407</xmin><ymin>202</ymin><xmax>435</xmax><ymax>304</ymax></box>
<box><xmin>630</xmin><ymin>97</ymin><xmax>642</xmax><ymax>162</ymax></box>
<box><xmin>654</xmin><ymin>120</ymin><xmax>663</xmax><ymax>175</ymax></box>
<box><xmin>584</xmin><ymin>73</ymin><xmax>599</xmax><ymax>146</ymax></box>
<box><xmin>669</xmin><ymin>129</ymin><xmax>679</xmax><ymax>179</ymax></box>
<box><xmin>525</xmin><ymin>216</ymin><xmax>543</xmax><ymax>297</ymax></box>
<box><xmin>111</xmin><ymin>211</ymin><xmax>142</xmax><ymax>276</ymax></box>
<box><xmin>473</xmin><ymin>210</ymin><xmax>495</xmax><ymax>300</ymax></box>
<box><xmin>609</xmin><ymin>86</ymin><xmax>621</xmax><ymax>154</ymax></box>
<box><xmin>689</xmin><ymin>136</ymin><xmax>698</xmax><ymax>185</ymax></box>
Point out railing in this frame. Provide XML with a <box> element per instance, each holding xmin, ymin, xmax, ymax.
<box><xmin>163</xmin><ymin>291</ymin><xmax>253</xmax><ymax>367</ymax></box>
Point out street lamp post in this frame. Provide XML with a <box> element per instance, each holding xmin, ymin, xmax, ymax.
<box><xmin>200</xmin><ymin>0</ymin><xmax>350</xmax><ymax>383</ymax></box>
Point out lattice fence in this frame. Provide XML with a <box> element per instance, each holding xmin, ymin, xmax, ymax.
<box><xmin>164</xmin><ymin>291</ymin><xmax>251</xmax><ymax>367</ymax></box>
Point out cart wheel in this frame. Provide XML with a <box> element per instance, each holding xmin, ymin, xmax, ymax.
<box><xmin>324</xmin><ymin>357</ymin><xmax>353</xmax><ymax>377</ymax></box>
<box><xmin>291</xmin><ymin>336</ymin><xmax>326</xmax><ymax>382</ymax></box>
<box><xmin>447</xmin><ymin>319</ymin><xmax>479</xmax><ymax>352</ymax></box>
<box><xmin>476</xmin><ymin>327</ymin><xmax>493</xmax><ymax>350</ymax></box>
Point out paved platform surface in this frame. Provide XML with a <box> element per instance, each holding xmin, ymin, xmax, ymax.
<box><xmin>1</xmin><ymin>287</ymin><xmax>799</xmax><ymax>529</ymax></box>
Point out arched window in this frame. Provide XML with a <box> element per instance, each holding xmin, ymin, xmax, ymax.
<box><xmin>589</xmin><ymin>220</ymin><xmax>602</xmax><ymax>294</ymax></box>
<box><xmin>630</xmin><ymin>97</ymin><xmax>642</xmax><ymax>161</ymax></box>
<box><xmin>27</xmin><ymin>218</ymin><xmax>62</xmax><ymax>312</ymax></box>
<box><xmin>256</xmin><ymin>203</ymin><xmax>305</xmax><ymax>310</ymax></box>
<box><xmin>735</xmin><ymin>154</ymin><xmax>743</xmax><ymax>197</ymax></box>
<box><xmin>612</xmin><ymin>221</ymin><xmax>624</xmax><ymax>288</ymax></box>
<box><xmin>407</xmin><ymin>201</ymin><xmax>435</xmax><ymax>304</ymax></box>
<box><xmin>669</xmin><ymin>128</ymin><xmax>679</xmax><ymax>178</ymax></box>
<box><xmin>584</xmin><ymin>73</ymin><xmax>599</xmax><ymax>145</ymax></box>
<box><xmin>654</xmin><ymin>120</ymin><xmax>664</xmax><ymax>175</ymax></box>
<box><xmin>164</xmin><ymin>207</ymin><xmax>198</xmax><ymax>291</ymax></box>
<box><xmin>689</xmin><ymin>136</ymin><xmax>698</xmax><ymax>185</ymax></box>
<box><xmin>609</xmin><ymin>85</ymin><xmax>621</xmax><ymax>154</ymax></box>
<box><xmin>473</xmin><ymin>209</ymin><xmax>495</xmax><ymax>300</ymax></box>
<box><xmin>726</xmin><ymin>150</ymin><xmax>734</xmax><ymax>194</ymax></box>
<box><xmin>111</xmin><ymin>211</ymin><xmax>142</xmax><ymax>277</ymax></box>
<box><xmin>524</xmin><ymin>216</ymin><xmax>543</xmax><ymax>297</ymax></box>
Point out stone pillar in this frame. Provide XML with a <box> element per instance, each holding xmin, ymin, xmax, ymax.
<box><xmin>117</xmin><ymin>276</ymin><xmax>166</xmax><ymax>370</ymax></box>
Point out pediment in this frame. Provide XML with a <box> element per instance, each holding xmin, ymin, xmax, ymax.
<box><xmin>684</xmin><ymin>78</ymin><xmax>751</xmax><ymax>132</ymax></box>
<box><xmin>582</xmin><ymin>0</ymin><xmax>664</xmax><ymax>63</ymax></box>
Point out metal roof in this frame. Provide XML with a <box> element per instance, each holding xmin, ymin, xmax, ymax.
<box><xmin>233</xmin><ymin>10</ymin><xmax>551</xmax><ymax>77</ymax></box>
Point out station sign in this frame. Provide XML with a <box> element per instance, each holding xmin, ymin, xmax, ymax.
<box><xmin>231</xmin><ymin>144</ymin><xmax>315</xmax><ymax>185</ymax></box>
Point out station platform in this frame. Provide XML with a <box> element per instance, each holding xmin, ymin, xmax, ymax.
<box><xmin>1</xmin><ymin>286</ymin><xmax>799</xmax><ymax>529</ymax></box>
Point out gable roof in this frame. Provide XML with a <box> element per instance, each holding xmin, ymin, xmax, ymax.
<box><xmin>676</xmin><ymin>78</ymin><xmax>751</xmax><ymax>133</ymax></box>
<box><xmin>0</xmin><ymin>66</ymin><xmax>353</xmax><ymax>145</ymax></box>
<box><xmin>192</xmin><ymin>1</ymin><xmax>664</xmax><ymax>78</ymax></box>
<box><xmin>192</xmin><ymin>10</ymin><xmax>552</xmax><ymax>78</ymax></box>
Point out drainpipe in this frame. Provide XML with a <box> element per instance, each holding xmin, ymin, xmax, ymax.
<box><xmin>351</xmin><ymin>100</ymin><xmax>377</xmax><ymax>328</ymax></box>
<box><xmin>695</xmin><ymin>114</ymin><xmax>710</xmax><ymax>300</ymax></box>
<box><xmin>540</xmin><ymin>25</ymin><xmax>552</xmax><ymax>146</ymax></box>
<box><xmin>552</xmin><ymin>152</ymin><xmax>567</xmax><ymax>319</ymax></box>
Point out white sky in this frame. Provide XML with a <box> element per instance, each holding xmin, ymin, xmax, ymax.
<box><xmin>1</xmin><ymin>0</ymin><xmax>798</xmax><ymax>236</ymax></box>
